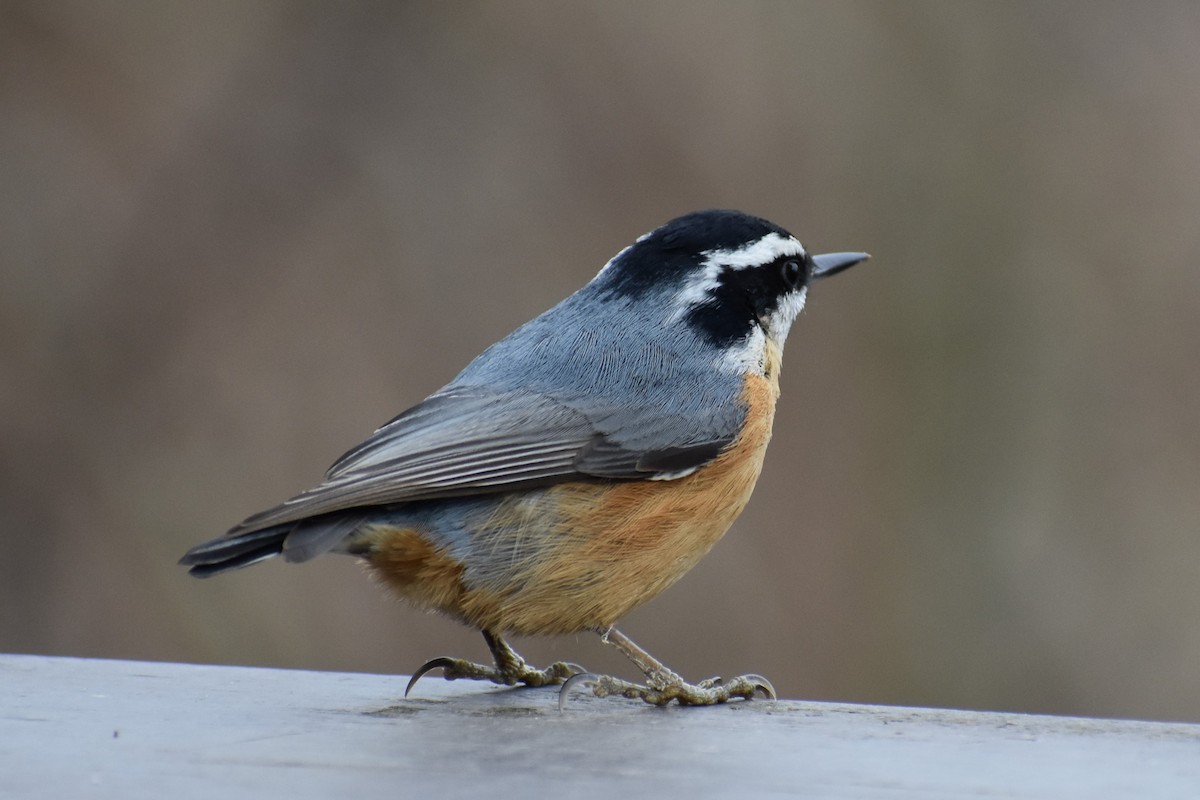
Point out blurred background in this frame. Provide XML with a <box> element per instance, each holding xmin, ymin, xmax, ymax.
<box><xmin>3</xmin><ymin>1</ymin><xmax>1199</xmax><ymax>723</ymax></box>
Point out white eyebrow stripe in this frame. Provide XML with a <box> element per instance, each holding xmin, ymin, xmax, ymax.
<box><xmin>702</xmin><ymin>232</ymin><xmax>805</xmax><ymax>270</ymax></box>
<box><xmin>670</xmin><ymin>232</ymin><xmax>805</xmax><ymax>320</ymax></box>
<box><xmin>671</xmin><ymin>263</ymin><xmax>724</xmax><ymax>315</ymax></box>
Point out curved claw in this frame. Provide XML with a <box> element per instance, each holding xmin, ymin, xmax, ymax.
<box><xmin>558</xmin><ymin>672</ymin><xmax>599</xmax><ymax>712</ymax></box>
<box><xmin>743</xmin><ymin>674</ymin><xmax>776</xmax><ymax>700</ymax></box>
<box><xmin>404</xmin><ymin>657</ymin><xmax>457</xmax><ymax>697</ymax></box>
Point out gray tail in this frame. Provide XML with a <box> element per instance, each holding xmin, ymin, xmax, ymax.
<box><xmin>180</xmin><ymin>511</ymin><xmax>370</xmax><ymax>578</ymax></box>
<box><xmin>179</xmin><ymin>525</ymin><xmax>292</xmax><ymax>578</ymax></box>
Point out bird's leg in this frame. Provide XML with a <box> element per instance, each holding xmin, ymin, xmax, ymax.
<box><xmin>559</xmin><ymin>626</ymin><xmax>775</xmax><ymax>708</ymax></box>
<box><xmin>405</xmin><ymin>629</ymin><xmax>583</xmax><ymax>696</ymax></box>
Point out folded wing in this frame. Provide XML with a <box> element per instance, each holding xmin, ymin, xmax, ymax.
<box><xmin>222</xmin><ymin>385</ymin><xmax>734</xmax><ymax>537</ymax></box>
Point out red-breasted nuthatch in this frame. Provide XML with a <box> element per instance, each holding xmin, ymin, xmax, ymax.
<box><xmin>181</xmin><ymin>209</ymin><xmax>868</xmax><ymax>706</ymax></box>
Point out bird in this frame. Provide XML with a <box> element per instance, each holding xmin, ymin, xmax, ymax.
<box><xmin>180</xmin><ymin>209</ymin><xmax>868</xmax><ymax>707</ymax></box>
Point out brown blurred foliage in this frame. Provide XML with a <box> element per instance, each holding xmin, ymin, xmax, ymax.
<box><xmin>2</xmin><ymin>2</ymin><xmax>1199</xmax><ymax>721</ymax></box>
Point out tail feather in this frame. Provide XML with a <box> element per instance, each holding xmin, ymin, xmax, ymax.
<box><xmin>179</xmin><ymin>525</ymin><xmax>292</xmax><ymax>578</ymax></box>
<box><xmin>180</xmin><ymin>510</ymin><xmax>372</xmax><ymax>578</ymax></box>
<box><xmin>185</xmin><ymin>541</ymin><xmax>283</xmax><ymax>578</ymax></box>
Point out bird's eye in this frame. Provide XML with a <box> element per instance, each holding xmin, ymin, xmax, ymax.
<box><xmin>781</xmin><ymin>259</ymin><xmax>803</xmax><ymax>288</ymax></box>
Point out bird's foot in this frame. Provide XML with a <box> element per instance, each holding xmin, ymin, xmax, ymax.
<box><xmin>559</xmin><ymin>671</ymin><xmax>775</xmax><ymax>709</ymax></box>
<box><xmin>405</xmin><ymin>629</ymin><xmax>583</xmax><ymax>696</ymax></box>
<box><xmin>556</xmin><ymin>626</ymin><xmax>774</xmax><ymax>709</ymax></box>
<box><xmin>405</xmin><ymin>655</ymin><xmax>582</xmax><ymax>695</ymax></box>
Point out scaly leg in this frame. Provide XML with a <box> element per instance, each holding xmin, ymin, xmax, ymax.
<box><xmin>559</xmin><ymin>627</ymin><xmax>775</xmax><ymax>709</ymax></box>
<box><xmin>405</xmin><ymin>629</ymin><xmax>583</xmax><ymax>696</ymax></box>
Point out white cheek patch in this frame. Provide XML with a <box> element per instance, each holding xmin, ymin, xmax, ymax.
<box><xmin>719</xmin><ymin>325</ymin><xmax>767</xmax><ymax>374</ymax></box>
<box><xmin>717</xmin><ymin>285</ymin><xmax>807</xmax><ymax>375</ymax></box>
<box><xmin>764</xmin><ymin>286</ymin><xmax>808</xmax><ymax>347</ymax></box>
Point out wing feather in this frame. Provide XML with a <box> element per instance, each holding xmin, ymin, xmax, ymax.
<box><xmin>221</xmin><ymin>385</ymin><xmax>737</xmax><ymax>537</ymax></box>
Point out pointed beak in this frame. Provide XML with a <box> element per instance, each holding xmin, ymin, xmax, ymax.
<box><xmin>811</xmin><ymin>251</ymin><xmax>870</xmax><ymax>280</ymax></box>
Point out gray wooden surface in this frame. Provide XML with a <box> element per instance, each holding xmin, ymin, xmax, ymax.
<box><xmin>3</xmin><ymin>653</ymin><xmax>1199</xmax><ymax>799</ymax></box>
